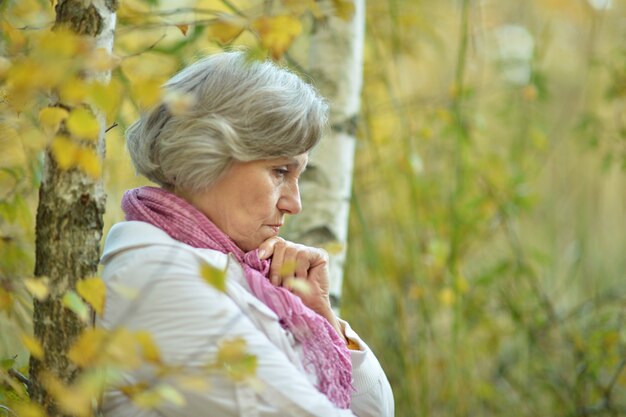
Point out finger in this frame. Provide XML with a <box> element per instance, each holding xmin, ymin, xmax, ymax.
<box><xmin>258</xmin><ymin>236</ymin><xmax>283</xmax><ymax>260</ymax></box>
<box><xmin>281</xmin><ymin>245</ymin><xmax>299</xmax><ymax>276</ymax></box>
<box><xmin>294</xmin><ymin>251</ymin><xmax>310</xmax><ymax>279</ymax></box>
<box><xmin>308</xmin><ymin>247</ymin><xmax>328</xmax><ymax>268</ymax></box>
<box><xmin>269</xmin><ymin>239</ymin><xmax>287</xmax><ymax>286</ymax></box>
<box><xmin>278</xmin><ymin>245</ymin><xmax>299</xmax><ymax>288</ymax></box>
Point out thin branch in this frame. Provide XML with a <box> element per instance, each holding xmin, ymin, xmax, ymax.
<box><xmin>0</xmin><ymin>405</ymin><xmax>18</xmax><ymax>417</ymax></box>
<box><xmin>117</xmin><ymin>18</ymin><xmax>223</xmax><ymax>33</ymax></box>
<box><xmin>119</xmin><ymin>34</ymin><xmax>167</xmax><ymax>59</ymax></box>
<box><xmin>221</xmin><ymin>0</ymin><xmax>246</xmax><ymax>17</ymax></box>
<box><xmin>135</xmin><ymin>7</ymin><xmax>224</xmax><ymax>17</ymax></box>
<box><xmin>8</xmin><ymin>368</ymin><xmax>30</xmax><ymax>388</ymax></box>
<box><xmin>105</xmin><ymin>123</ymin><xmax>118</xmax><ymax>133</ymax></box>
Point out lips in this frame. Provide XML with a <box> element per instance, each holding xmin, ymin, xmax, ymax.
<box><xmin>267</xmin><ymin>224</ymin><xmax>282</xmax><ymax>234</ymax></box>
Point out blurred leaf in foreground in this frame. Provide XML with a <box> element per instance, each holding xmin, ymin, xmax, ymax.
<box><xmin>62</xmin><ymin>290</ymin><xmax>90</xmax><ymax>322</ymax></box>
<box><xmin>200</xmin><ymin>262</ymin><xmax>226</xmax><ymax>292</ymax></box>
<box><xmin>68</xmin><ymin>327</ymin><xmax>108</xmax><ymax>368</ymax></box>
<box><xmin>252</xmin><ymin>15</ymin><xmax>302</xmax><ymax>59</ymax></box>
<box><xmin>76</xmin><ymin>276</ymin><xmax>106</xmax><ymax>315</ymax></box>
<box><xmin>23</xmin><ymin>277</ymin><xmax>49</xmax><ymax>301</ymax></box>
<box><xmin>215</xmin><ymin>337</ymin><xmax>258</xmax><ymax>382</ymax></box>
<box><xmin>20</xmin><ymin>334</ymin><xmax>44</xmax><ymax>360</ymax></box>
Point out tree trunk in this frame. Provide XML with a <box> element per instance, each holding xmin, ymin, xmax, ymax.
<box><xmin>284</xmin><ymin>0</ymin><xmax>365</xmax><ymax>312</ymax></box>
<box><xmin>29</xmin><ymin>1</ymin><xmax>117</xmax><ymax>415</ymax></box>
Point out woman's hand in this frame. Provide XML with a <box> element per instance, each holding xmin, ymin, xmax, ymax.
<box><xmin>258</xmin><ymin>237</ymin><xmax>342</xmax><ymax>335</ymax></box>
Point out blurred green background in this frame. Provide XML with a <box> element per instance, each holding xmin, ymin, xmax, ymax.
<box><xmin>342</xmin><ymin>1</ymin><xmax>626</xmax><ymax>416</ymax></box>
<box><xmin>1</xmin><ymin>0</ymin><xmax>625</xmax><ymax>416</ymax></box>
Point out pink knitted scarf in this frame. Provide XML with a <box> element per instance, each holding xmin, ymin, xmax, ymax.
<box><xmin>121</xmin><ymin>186</ymin><xmax>352</xmax><ymax>408</ymax></box>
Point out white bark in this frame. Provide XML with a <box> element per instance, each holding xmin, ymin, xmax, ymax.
<box><xmin>284</xmin><ymin>0</ymin><xmax>365</xmax><ymax>312</ymax></box>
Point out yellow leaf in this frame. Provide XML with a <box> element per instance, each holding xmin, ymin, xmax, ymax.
<box><xmin>24</xmin><ymin>277</ymin><xmax>50</xmax><ymax>301</ymax></box>
<box><xmin>132</xmin><ymin>78</ymin><xmax>163</xmax><ymax>109</ymax></box>
<box><xmin>21</xmin><ymin>334</ymin><xmax>44</xmax><ymax>360</ymax></box>
<box><xmin>116</xmin><ymin>2</ymin><xmax>151</xmax><ymax>25</ymax></box>
<box><xmin>0</xmin><ymin>21</ymin><xmax>27</xmax><ymax>53</ymax></box>
<box><xmin>0</xmin><ymin>123</ymin><xmax>25</xmax><ymax>167</ymax></box>
<box><xmin>252</xmin><ymin>15</ymin><xmax>302</xmax><ymax>59</ymax></box>
<box><xmin>215</xmin><ymin>337</ymin><xmax>258</xmax><ymax>382</ymax></box>
<box><xmin>68</xmin><ymin>327</ymin><xmax>108</xmax><ymax>367</ymax></box>
<box><xmin>77</xmin><ymin>365</ymin><xmax>124</xmax><ymax>392</ymax></box>
<box><xmin>41</xmin><ymin>372</ymin><xmax>92</xmax><ymax>417</ymax></box>
<box><xmin>200</xmin><ymin>262</ymin><xmax>226</xmax><ymax>292</ymax></box>
<box><xmin>39</xmin><ymin>107</ymin><xmax>69</xmax><ymax>136</ymax></box>
<box><xmin>35</xmin><ymin>27</ymin><xmax>90</xmax><ymax>60</ymax></box>
<box><xmin>438</xmin><ymin>287</ymin><xmax>456</xmax><ymax>306</ymax></box>
<box><xmin>0</xmin><ymin>56</ymin><xmax>12</xmax><ymax>79</ymax></box>
<box><xmin>5</xmin><ymin>58</ymin><xmax>45</xmax><ymax>95</ymax></box>
<box><xmin>87</xmin><ymin>78</ymin><xmax>123</xmax><ymax>123</ymax></box>
<box><xmin>120</xmin><ymin>382</ymin><xmax>150</xmax><ymax>397</ymax></box>
<box><xmin>109</xmin><ymin>282</ymin><xmax>139</xmax><ymax>300</ymax></box>
<box><xmin>163</xmin><ymin>91</ymin><xmax>197</xmax><ymax>116</ymax></box>
<box><xmin>62</xmin><ymin>290</ymin><xmax>90</xmax><ymax>322</ymax></box>
<box><xmin>135</xmin><ymin>331</ymin><xmax>161</xmax><ymax>364</ymax></box>
<box><xmin>50</xmin><ymin>135</ymin><xmax>80</xmax><ymax>170</ymax></box>
<box><xmin>132</xmin><ymin>384</ymin><xmax>185</xmax><ymax>409</ymax></box>
<box><xmin>121</xmin><ymin>55</ymin><xmax>177</xmax><ymax>83</ymax></box>
<box><xmin>20</xmin><ymin>125</ymin><xmax>47</xmax><ymax>152</ymax></box>
<box><xmin>522</xmin><ymin>84</ymin><xmax>538</xmax><ymax>102</ymax></box>
<box><xmin>77</xmin><ymin>147</ymin><xmax>101</xmax><ymax>179</ymax></box>
<box><xmin>7</xmin><ymin>0</ymin><xmax>46</xmax><ymax>22</ymax></box>
<box><xmin>217</xmin><ymin>337</ymin><xmax>247</xmax><ymax>362</ymax></box>
<box><xmin>285</xmin><ymin>277</ymin><xmax>311</xmax><ymax>295</ymax></box>
<box><xmin>333</xmin><ymin>0</ymin><xmax>355</xmax><ymax>21</ymax></box>
<box><xmin>323</xmin><ymin>241</ymin><xmax>344</xmax><ymax>255</ymax></box>
<box><xmin>86</xmin><ymin>48</ymin><xmax>121</xmax><ymax>72</ymax></box>
<box><xmin>156</xmin><ymin>385</ymin><xmax>185</xmax><ymax>406</ymax></box>
<box><xmin>58</xmin><ymin>78</ymin><xmax>89</xmax><ymax>106</ymax></box>
<box><xmin>177</xmin><ymin>24</ymin><xmax>189</xmax><ymax>36</ymax></box>
<box><xmin>0</xmin><ymin>287</ymin><xmax>13</xmax><ymax>313</ymax></box>
<box><xmin>76</xmin><ymin>276</ymin><xmax>106</xmax><ymax>315</ymax></box>
<box><xmin>67</xmin><ymin>107</ymin><xmax>100</xmax><ymax>141</ymax></box>
<box><xmin>207</xmin><ymin>15</ymin><xmax>246</xmax><ymax>44</ymax></box>
<box><xmin>602</xmin><ymin>331</ymin><xmax>619</xmax><ymax>350</ymax></box>
<box><xmin>12</xmin><ymin>402</ymin><xmax>46</xmax><ymax>417</ymax></box>
<box><xmin>283</xmin><ymin>0</ymin><xmax>322</xmax><ymax>17</ymax></box>
<box><xmin>106</xmin><ymin>328</ymin><xmax>141</xmax><ymax>369</ymax></box>
<box><xmin>278</xmin><ymin>260</ymin><xmax>297</xmax><ymax>276</ymax></box>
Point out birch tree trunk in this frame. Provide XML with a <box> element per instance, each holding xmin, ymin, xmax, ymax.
<box><xmin>284</xmin><ymin>0</ymin><xmax>365</xmax><ymax>312</ymax></box>
<box><xmin>29</xmin><ymin>1</ymin><xmax>117</xmax><ymax>415</ymax></box>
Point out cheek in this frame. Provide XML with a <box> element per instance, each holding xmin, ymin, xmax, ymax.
<box><xmin>239</xmin><ymin>187</ymin><xmax>278</xmax><ymax>221</ymax></box>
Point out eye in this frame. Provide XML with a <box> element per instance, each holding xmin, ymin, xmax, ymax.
<box><xmin>273</xmin><ymin>167</ymin><xmax>289</xmax><ymax>178</ymax></box>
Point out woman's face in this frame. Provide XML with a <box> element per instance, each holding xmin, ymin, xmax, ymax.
<box><xmin>188</xmin><ymin>153</ymin><xmax>308</xmax><ymax>252</ymax></box>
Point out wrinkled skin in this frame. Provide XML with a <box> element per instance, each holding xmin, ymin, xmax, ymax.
<box><xmin>185</xmin><ymin>153</ymin><xmax>343</xmax><ymax>336</ymax></box>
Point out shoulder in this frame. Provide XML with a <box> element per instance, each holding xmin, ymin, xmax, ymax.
<box><xmin>101</xmin><ymin>221</ymin><xmax>227</xmax><ymax>271</ymax></box>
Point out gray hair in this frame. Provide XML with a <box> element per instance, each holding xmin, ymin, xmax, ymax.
<box><xmin>125</xmin><ymin>51</ymin><xmax>328</xmax><ymax>192</ymax></box>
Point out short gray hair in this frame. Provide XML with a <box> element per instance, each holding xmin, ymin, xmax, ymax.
<box><xmin>125</xmin><ymin>51</ymin><xmax>328</xmax><ymax>192</ymax></box>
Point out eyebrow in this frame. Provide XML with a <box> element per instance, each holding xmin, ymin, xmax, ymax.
<box><xmin>284</xmin><ymin>157</ymin><xmax>308</xmax><ymax>171</ymax></box>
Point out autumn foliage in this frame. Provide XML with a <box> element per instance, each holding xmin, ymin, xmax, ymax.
<box><xmin>1</xmin><ymin>0</ymin><xmax>626</xmax><ymax>417</ymax></box>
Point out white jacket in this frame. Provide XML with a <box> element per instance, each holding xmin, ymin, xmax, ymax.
<box><xmin>99</xmin><ymin>221</ymin><xmax>394</xmax><ymax>417</ymax></box>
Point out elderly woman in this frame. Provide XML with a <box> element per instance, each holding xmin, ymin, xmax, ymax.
<box><xmin>99</xmin><ymin>52</ymin><xmax>393</xmax><ymax>417</ymax></box>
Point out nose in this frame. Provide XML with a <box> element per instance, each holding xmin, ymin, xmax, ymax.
<box><xmin>278</xmin><ymin>182</ymin><xmax>302</xmax><ymax>215</ymax></box>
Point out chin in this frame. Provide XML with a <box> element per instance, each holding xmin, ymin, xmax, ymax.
<box><xmin>237</xmin><ymin>238</ymin><xmax>262</xmax><ymax>252</ymax></box>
